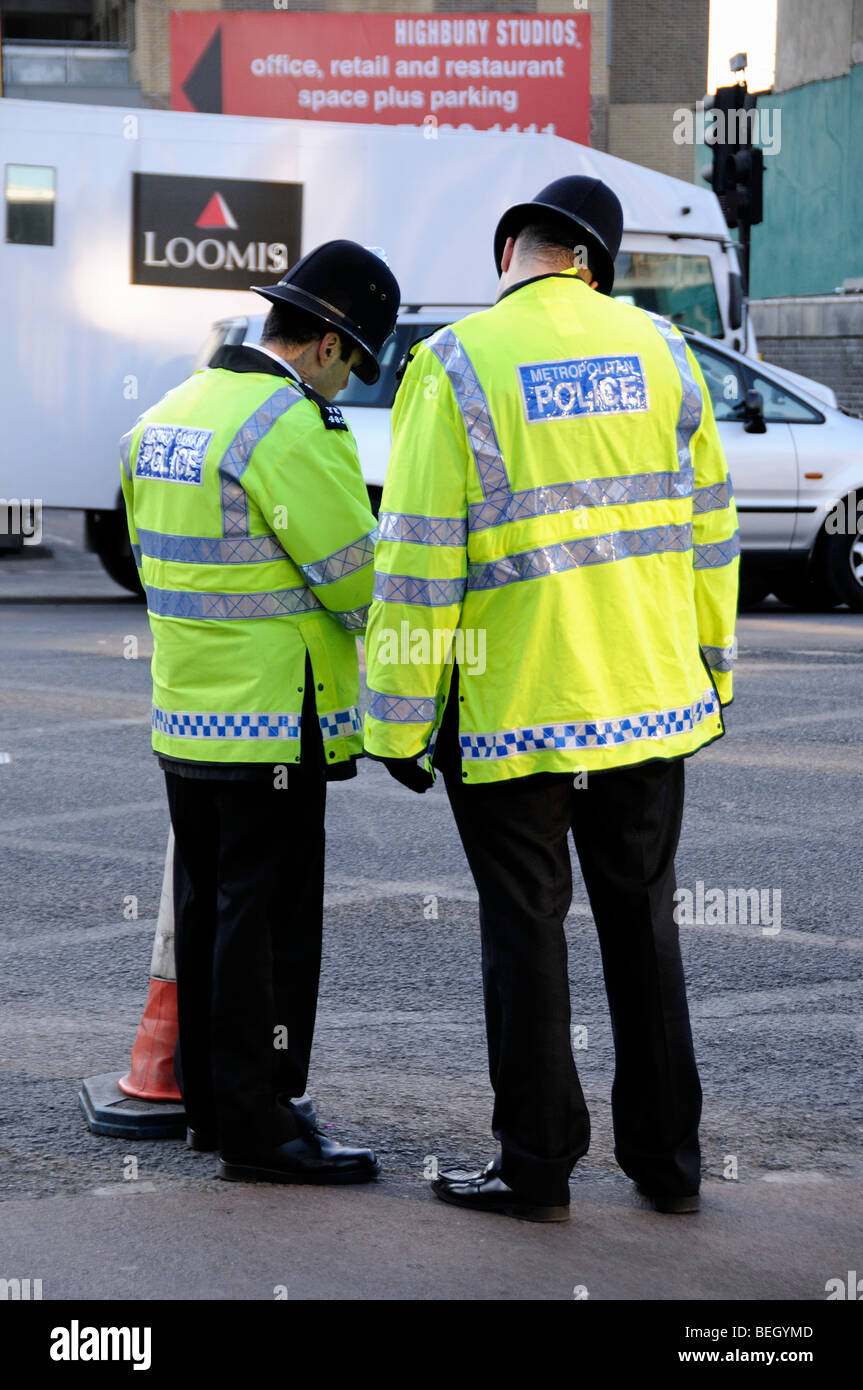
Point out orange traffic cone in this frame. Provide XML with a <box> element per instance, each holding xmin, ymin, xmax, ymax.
<box><xmin>118</xmin><ymin>829</ymin><xmax>181</xmax><ymax>1101</ymax></box>
<box><xmin>79</xmin><ymin>830</ymin><xmax>186</xmax><ymax>1138</ymax></box>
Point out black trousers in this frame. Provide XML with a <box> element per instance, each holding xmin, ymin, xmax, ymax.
<box><xmin>165</xmin><ymin>752</ymin><xmax>326</xmax><ymax>1150</ymax></box>
<box><xmin>436</xmin><ymin>693</ymin><xmax>701</xmax><ymax>1205</ymax></box>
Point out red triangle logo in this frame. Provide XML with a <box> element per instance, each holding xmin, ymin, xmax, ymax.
<box><xmin>195</xmin><ymin>192</ymin><xmax>238</xmax><ymax>229</ymax></box>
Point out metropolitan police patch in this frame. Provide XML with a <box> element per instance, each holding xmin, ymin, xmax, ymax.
<box><xmin>518</xmin><ymin>355</ymin><xmax>649</xmax><ymax>424</ymax></box>
<box><xmin>135</xmin><ymin>424</ymin><xmax>213</xmax><ymax>484</ymax></box>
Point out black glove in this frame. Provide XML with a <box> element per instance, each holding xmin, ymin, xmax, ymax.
<box><xmin>383</xmin><ymin>757</ymin><xmax>434</xmax><ymax>794</ymax></box>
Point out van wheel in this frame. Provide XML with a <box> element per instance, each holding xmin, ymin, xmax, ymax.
<box><xmin>824</xmin><ymin>523</ymin><xmax>863</xmax><ymax>611</ymax></box>
<box><xmin>86</xmin><ymin>509</ymin><xmax>144</xmax><ymax>598</ymax></box>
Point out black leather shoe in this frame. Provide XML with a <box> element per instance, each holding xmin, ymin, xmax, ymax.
<box><xmin>635</xmin><ymin>1183</ymin><xmax>700</xmax><ymax>1213</ymax></box>
<box><xmin>431</xmin><ymin>1158</ymin><xmax>570</xmax><ymax>1223</ymax></box>
<box><xmin>218</xmin><ymin>1131</ymin><xmax>381</xmax><ymax>1185</ymax></box>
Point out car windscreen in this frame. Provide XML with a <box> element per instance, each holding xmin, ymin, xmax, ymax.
<box><xmin>611</xmin><ymin>253</ymin><xmax>723</xmax><ymax>338</ymax></box>
<box><xmin>337</xmin><ymin>323</ymin><xmax>446</xmax><ymax>409</ymax></box>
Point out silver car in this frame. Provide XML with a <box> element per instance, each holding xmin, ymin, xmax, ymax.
<box><xmin>682</xmin><ymin>329</ymin><xmax>863</xmax><ymax>611</ymax></box>
<box><xmin>200</xmin><ymin>316</ymin><xmax>863</xmax><ymax>612</ymax></box>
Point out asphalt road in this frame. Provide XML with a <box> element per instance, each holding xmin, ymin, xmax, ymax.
<box><xmin>0</xmin><ymin>514</ymin><xmax>860</xmax><ymax>1300</ymax></box>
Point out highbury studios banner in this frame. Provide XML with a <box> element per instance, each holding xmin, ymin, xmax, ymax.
<box><xmin>170</xmin><ymin>11</ymin><xmax>591</xmax><ymax>144</ymax></box>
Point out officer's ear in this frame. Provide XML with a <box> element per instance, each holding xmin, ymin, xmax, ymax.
<box><xmin>500</xmin><ymin>236</ymin><xmax>516</xmax><ymax>273</ymax></box>
<box><xmin>317</xmin><ymin>331</ymin><xmax>342</xmax><ymax>366</ymax></box>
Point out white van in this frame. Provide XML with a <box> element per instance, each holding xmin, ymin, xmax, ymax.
<box><xmin>0</xmin><ymin>98</ymin><xmax>754</xmax><ymax>591</ymax></box>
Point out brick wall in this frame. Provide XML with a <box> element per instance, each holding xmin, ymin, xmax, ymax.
<box><xmin>750</xmin><ymin>296</ymin><xmax>863</xmax><ymax>416</ymax></box>
<box><xmin>609</xmin><ymin>0</ymin><xmax>708</xmax><ymax>103</ymax></box>
<box><xmin>757</xmin><ymin>337</ymin><xmax>863</xmax><ymax>416</ymax></box>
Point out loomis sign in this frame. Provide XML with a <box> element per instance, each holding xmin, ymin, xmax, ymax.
<box><xmin>171</xmin><ymin>11</ymin><xmax>590</xmax><ymax>143</ymax></box>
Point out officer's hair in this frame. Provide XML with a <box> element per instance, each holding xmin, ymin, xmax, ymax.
<box><xmin>515</xmin><ymin>218</ymin><xmax>593</xmax><ymax>275</ymax></box>
<box><xmin>260</xmin><ymin>302</ymin><xmax>350</xmax><ymax>361</ymax></box>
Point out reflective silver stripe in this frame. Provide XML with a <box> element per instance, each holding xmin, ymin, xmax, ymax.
<box><xmin>377</xmin><ymin>512</ymin><xmax>467</xmax><ymax>547</ymax></box>
<box><xmin>119</xmin><ymin>428</ymin><xmax>135</xmax><ymax>481</ymax></box>
<box><xmin>137</xmin><ymin>529</ymin><xmax>288</xmax><ymax>565</ymax></box>
<box><xmin>702</xmin><ymin>643</ymin><xmax>735</xmax><ymax>673</ymax></box>
<box><xmin>319</xmin><ymin>706</ymin><xmax>362</xmax><ymax>740</ymax></box>
<box><xmin>146</xmin><ymin>584</ymin><xmax>321</xmax><ymax>620</ymax></box>
<box><xmin>469</xmin><ymin>467</ymin><xmax>694</xmax><ymax>531</ymax></box>
<box><xmin>368</xmin><ymin>689</ymin><xmax>437</xmax><ymax>723</ymax></box>
<box><xmin>218</xmin><ymin>385</ymin><xmax>304</xmax><ymax>538</ymax></box>
<box><xmin>693</xmin><ymin>477</ymin><xmax>733</xmax><ymax>514</ymax></box>
<box><xmin>131</xmin><ymin>543</ymin><xmax>142</xmax><ymax>568</ymax></box>
<box><xmin>152</xmin><ymin>707</ymin><xmax>301</xmax><ymax>741</ymax></box>
<box><xmin>373</xmin><ymin>572</ymin><xmax>466</xmax><ymax>606</ymax></box>
<box><xmin>645</xmin><ymin>313</ymin><xmax>703</xmax><ymax>473</ymax></box>
<box><xmin>694</xmin><ymin>534</ymin><xmax>740</xmax><ymax>569</ymax></box>
<box><xmin>298</xmin><ymin>529</ymin><xmax>377</xmax><ymax>587</ymax></box>
<box><xmin>460</xmin><ymin>689</ymin><xmax>719</xmax><ymax>760</ymax></box>
<box><xmin>468</xmin><ymin>522</ymin><xmax>692</xmax><ymax>591</ymax></box>
<box><xmin>333</xmin><ymin>604</ymin><xmax>369</xmax><ymax>631</ymax></box>
<box><xmin>427</xmin><ymin>328</ymin><xmax>510</xmax><ymax>501</ymax></box>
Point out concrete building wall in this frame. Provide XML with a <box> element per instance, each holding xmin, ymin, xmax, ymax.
<box><xmin>772</xmin><ymin>0</ymin><xmax>863</xmax><ymax>92</ymax></box>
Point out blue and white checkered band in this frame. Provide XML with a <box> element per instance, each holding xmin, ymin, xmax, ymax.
<box><xmin>135</xmin><ymin>424</ymin><xmax>213</xmax><ymax>485</ymax></box>
<box><xmin>318</xmin><ymin>706</ymin><xmax>362</xmax><ymax>741</ymax></box>
<box><xmin>517</xmin><ymin>355</ymin><xmax>649</xmax><ymax>424</ymax></box>
<box><xmin>152</xmin><ymin>707</ymin><xmax>302</xmax><ymax>740</ymax></box>
<box><xmin>460</xmin><ymin>690</ymin><xmax>720</xmax><ymax>760</ymax></box>
<box><xmin>644</xmin><ymin>313</ymin><xmax>703</xmax><ymax>472</ymax></box>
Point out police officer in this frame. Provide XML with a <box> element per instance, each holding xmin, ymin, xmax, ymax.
<box><xmin>121</xmin><ymin>240</ymin><xmax>399</xmax><ymax>1184</ymax></box>
<box><xmin>364</xmin><ymin>179</ymin><xmax>739</xmax><ymax>1220</ymax></box>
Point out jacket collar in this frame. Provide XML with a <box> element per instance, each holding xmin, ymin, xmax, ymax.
<box><xmin>208</xmin><ymin>343</ymin><xmax>304</xmax><ymax>382</ymax></box>
<box><xmin>208</xmin><ymin>342</ymin><xmax>348</xmax><ymax>432</ymax></box>
<box><xmin>496</xmin><ymin>268</ymin><xmax>589</xmax><ymax>305</ymax></box>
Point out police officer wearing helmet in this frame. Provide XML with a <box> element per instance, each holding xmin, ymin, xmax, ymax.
<box><xmin>364</xmin><ymin>179</ymin><xmax>739</xmax><ymax>1219</ymax></box>
<box><xmin>121</xmin><ymin>240</ymin><xmax>399</xmax><ymax>1184</ymax></box>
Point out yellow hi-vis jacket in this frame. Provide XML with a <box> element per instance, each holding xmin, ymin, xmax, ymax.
<box><xmin>120</xmin><ymin>345</ymin><xmax>377</xmax><ymax>769</ymax></box>
<box><xmin>364</xmin><ymin>270</ymin><xmax>739</xmax><ymax>783</ymax></box>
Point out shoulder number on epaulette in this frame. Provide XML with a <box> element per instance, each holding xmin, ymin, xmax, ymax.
<box><xmin>300</xmin><ymin>381</ymin><xmax>349</xmax><ymax>431</ymax></box>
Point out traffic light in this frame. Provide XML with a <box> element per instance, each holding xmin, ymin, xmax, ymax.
<box><xmin>729</xmin><ymin>146</ymin><xmax>764</xmax><ymax>226</ymax></box>
<box><xmin>705</xmin><ymin>84</ymin><xmax>763</xmax><ymax>230</ymax></box>
<box><xmin>704</xmin><ymin>82</ymin><xmax>765</xmax><ymax>287</ymax></box>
